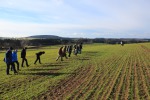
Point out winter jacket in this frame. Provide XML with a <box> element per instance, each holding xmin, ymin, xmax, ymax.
<box><xmin>36</xmin><ymin>51</ymin><xmax>45</xmax><ymax>57</ymax></box>
<box><xmin>12</xmin><ymin>51</ymin><xmax>18</xmax><ymax>62</ymax></box>
<box><xmin>5</xmin><ymin>49</ymin><xmax>12</xmax><ymax>63</ymax></box>
<box><xmin>59</xmin><ymin>47</ymin><xmax>63</xmax><ymax>56</ymax></box>
<box><xmin>21</xmin><ymin>49</ymin><xmax>26</xmax><ymax>58</ymax></box>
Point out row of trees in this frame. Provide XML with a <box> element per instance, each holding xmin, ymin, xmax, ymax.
<box><xmin>0</xmin><ymin>38</ymin><xmax>85</xmax><ymax>49</ymax></box>
<box><xmin>0</xmin><ymin>38</ymin><xmax>149</xmax><ymax>49</ymax></box>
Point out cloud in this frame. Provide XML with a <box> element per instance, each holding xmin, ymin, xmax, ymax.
<box><xmin>0</xmin><ymin>0</ymin><xmax>150</xmax><ymax>38</ymax></box>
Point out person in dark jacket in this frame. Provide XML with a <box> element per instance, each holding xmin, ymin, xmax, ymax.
<box><xmin>12</xmin><ymin>50</ymin><xmax>19</xmax><ymax>70</ymax></box>
<box><xmin>21</xmin><ymin>47</ymin><xmax>29</xmax><ymax>67</ymax></box>
<box><xmin>78</xmin><ymin>43</ymin><xmax>83</xmax><ymax>54</ymax></box>
<box><xmin>4</xmin><ymin>47</ymin><xmax>17</xmax><ymax>75</ymax></box>
<box><xmin>73</xmin><ymin>44</ymin><xmax>78</xmax><ymax>56</ymax></box>
<box><xmin>34</xmin><ymin>51</ymin><xmax>45</xmax><ymax>64</ymax></box>
<box><xmin>68</xmin><ymin>45</ymin><xmax>73</xmax><ymax>57</ymax></box>
<box><xmin>120</xmin><ymin>41</ymin><xmax>124</xmax><ymax>46</ymax></box>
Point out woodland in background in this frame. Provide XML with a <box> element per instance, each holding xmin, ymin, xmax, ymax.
<box><xmin>0</xmin><ymin>38</ymin><xmax>149</xmax><ymax>49</ymax></box>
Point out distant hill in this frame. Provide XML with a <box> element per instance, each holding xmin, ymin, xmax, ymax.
<box><xmin>27</xmin><ymin>35</ymin><xmax>62</xmax><ymax>39</ymax></box>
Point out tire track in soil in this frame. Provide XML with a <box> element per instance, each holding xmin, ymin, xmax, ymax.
<box><xmin>35</xmin><ymin>66</ymin><xmax>94</xmax><ymax>100</ymax></box>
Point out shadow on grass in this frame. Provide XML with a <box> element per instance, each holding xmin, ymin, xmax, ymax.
<box><xmin>19</xmin><ymin>72</ymin><xmax>74</xmax><ymax>76</ymax></box>
<box><xmin>27</xmin><ymin>68</ymin><xmax>60</xmax><ymax>71</ymax></box>
<box><xmin>78</xmin><ymin>58</ymin><xmax>90</xmax><ymax>61</ymax></box>
<box><xmin>42</xmin><ymin>63</ymin><xmax>68</xmax><ymax>67</ymax></box>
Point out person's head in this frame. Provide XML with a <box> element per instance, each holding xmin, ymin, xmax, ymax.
<box><xmin>42</xmin><ymin>51</ymin><xmax>45</xmax><ymax>54</ymax></box>
<box><xmin>24</xmin><ymin>47</ymin><xmax>27</xmax><ymax>50</ymax></box>
<box><xmin>60</xmin><ymin>46</ymin><xmax>63</xmax><ymax>49</ymax></box>
<box><xmin>14</xmin><ymin>49</ymin><xmax>17</xmax><ymax>52</ymax></box>
<box><xmin>9</xmin><ymin>47</ymin><xmax>13</xmax><ymax>50</ymax></box>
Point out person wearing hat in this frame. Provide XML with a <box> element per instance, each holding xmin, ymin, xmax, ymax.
<box><xmin>4</xmin><ymin>47</ymin><xmax>17</xmax><ymax>75</ymax></box>
<box><xmin>21</xmin><ymin>47</ymin><xmax>29</xmax><ymax>67</ymax></box>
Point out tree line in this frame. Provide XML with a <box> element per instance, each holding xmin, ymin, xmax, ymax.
<box><xmin>0</xmin><ymin>38</ymin><xmax>149</xmax><ymax>49</ymax></box>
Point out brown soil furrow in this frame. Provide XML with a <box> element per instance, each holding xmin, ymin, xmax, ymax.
<box><xmin>119</xmin><ymin>53</ymin><xmax>132</xmax><ymax>100</ymax></box>
<box><xmin>98</xmin><ymin>55</ymin><xmax>126</xmax><ymax>99</ymax></box>
<box><xmin>36</xmin><ymin>66</ymin><xmax>93</xmax><ymax>100</ymax></box>
<box><xmin>133</xmin><ymin>61</ymin><xmax>140</xmax><ymax>100</ymax></box>
<box><xmin>136</xmin><ymin>51</ymin><xmax>150</xmax><ymax>99</ymax></box>
<box><xmin>140</xmin><ymin>50</ymin><xmax>150</xmax><ymax>81</ymax></box>
<box><xmin>66</xmin><ymin>52</ymin><xmax>124</xmax><ymax>99</ymax></box>
<box><xmin>85</xmin><ymin>60</ymin><xmax>119</xmax><ymax>99</ymax></box>
<box><xmin>102</xmin><ymin>60</ymin><xmax>129</xmax><ymax>99</ymax></box>
<box><xmin>140</xmin><ymin>45</ymin><xmax>150</xmax><ymax>52</ymax></box>
<box><xmin>139</xmin><ymin>51</ymin><xmax>150</xmax><ymax>95</ymax></box>
<box><xmin>67</xmin><ymin>66</ymin><xmax>97</xmax><ymax>99</ymax></box>
<box><xmin>113</xmin><ymin>56</ymin><xmax>130</xmax><ymax>99</ymax></box>
<box><xmin>92</xmin><ymin>53</ymin><xmax>126</xmax><ymax>99</ymax></box>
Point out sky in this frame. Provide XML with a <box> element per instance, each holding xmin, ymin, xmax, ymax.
<box><xmin>0</xmin><ymin>0</ymin><xmax>150</xmax><ymax>38</ymax></box>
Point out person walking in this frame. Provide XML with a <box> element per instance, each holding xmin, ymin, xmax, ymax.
<box><xmin>79</xmin><ymin>43</ymin><xmax>83</xmax><ymax>54</ymax></box>
<box><xmin>120</xmin><ymin>41</ymin><xmax>124</xmax><ymax>46</ymax></box>
<box><xmin>4</xmin><ymin>47</ymin><xmax>17</xmax><ymax>75</ymax></box>
<box><xmin>12</xmin><ymin>49</ymin><xmax>20</xmax><ymax>70</ymax></box>
<box><xmin>62</xmin><ymin>45</ymin><xmax>68</xmax><ymax>59</ymax></box>
<box><xmin>74</xmin><ymin>44</ymin><xmax>78</xmax><ymax>56</ymax></box>
<box><xmin>21</xmin><ymin>47</ymin><xmax>29</xmax><ymax>67</ymax></box>
<box><xmin>68</xmin><ymin>45</ymin><xmax>73</xmax><ymax>57</ymax></box>
<box><xmin>34</xmin><ymin>51</ymin><xmax>45</xmax><ymax>64</ymax></box>
<box><xmin>56</xmin><ymin>46</ymin><xmax>63</xmax><ymax>61</ymax></box>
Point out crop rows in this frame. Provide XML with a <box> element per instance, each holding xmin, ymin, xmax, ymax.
<box><xmin>0</xmin><ymin>43</ymin><xmax>150</xmax><ymax>99</ymax></box>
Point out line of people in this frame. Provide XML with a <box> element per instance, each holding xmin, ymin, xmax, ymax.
<box><xmin>3</xmin><ymin>43</ymin><xmax>83</xmax><ymax>75</ymax></box>
<box><xmin>4</xmin><ymin>47</ymin><xmax>45</xmax><ymax>75</ymax></box>
<box><xmin>56</xmin><ymin>43</ymin><xmax>83</xmax><ymax>61</ymax></box>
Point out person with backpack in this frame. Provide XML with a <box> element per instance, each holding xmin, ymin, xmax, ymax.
<box><xmin>34</xmin><ymin>51</ymin><xmax>45</xmax><ymax>64</ymax></box>
<box><xmin>21</xmin><ymin>47</ymin><xmax>29</xmax><ymax>67</ymax></box>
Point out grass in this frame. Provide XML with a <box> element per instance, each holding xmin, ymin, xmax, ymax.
<box><xmin>0</xmin><ymin>43</ymin><xmax>150</xmax><ymax>99</ymax></box>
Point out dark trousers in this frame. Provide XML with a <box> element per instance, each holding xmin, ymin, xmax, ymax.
<box><xmin>14</xmin><ymin>61</ymin><xmax>19</xmax><ymax>70</ymax></box>
<box><xmin>34</xmin><ymin>56</ymin><xmax>41</xmax><ymax>64</ymax></box>
<box><xmin>56</xmin><ymin>55</ymin><xmax>63</xmax><ymax>61</ymax></box>
<box><xmin>68</xmin><ymin>51</ymin><xmax>72</xmax><ymax>57</ymax></box>
<box><xmin>6</xmin><ymin>62</ymin><xmax>17</xmax><ymax>75</ymax></box>
<box><xmin>21</xmin><ymin>58</ymin><xmax>29</xmax><ymax>67</ymax></box>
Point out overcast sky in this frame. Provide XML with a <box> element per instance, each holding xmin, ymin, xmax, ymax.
<box><xmin>0</xmin><ymin>0</ymin><xmax>150</xmax><ymax>38</ymax></box>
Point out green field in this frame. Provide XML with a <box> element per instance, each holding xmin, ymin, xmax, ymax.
<box><xmin>0</xmin><ymin>43</ymin><xmax>150</xmax><ymax>100</ymax></box>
